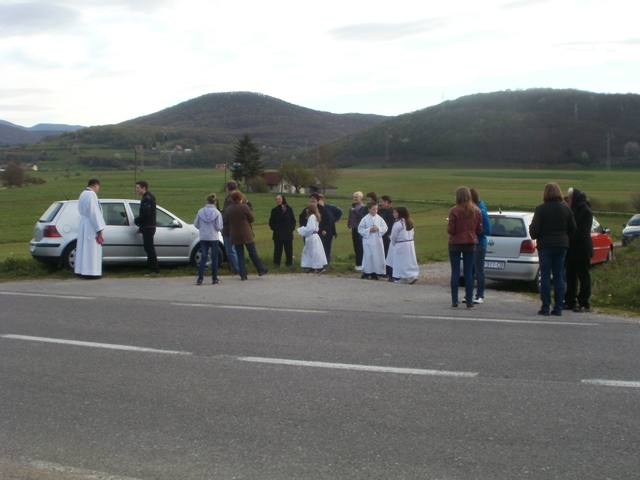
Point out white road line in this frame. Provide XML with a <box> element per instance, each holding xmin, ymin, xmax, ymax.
<box><xmin>581</xmin><ymin>379</ymin><xmax>640</xmax><ymax>388</ymax></box>
<box><xmin>237</xmin><ymin>356</ymin><xmax>478</xmax><ymax>377</ymax></box>
<box><xmin>174</xmin><ymin>303</ymin><xmax>327</xmax><ymax>314</ymax></box>
<box><xmin>0</xmin><ymin>291</ymin><xmax>93</xmax><ymax>300</ymax></box>
<box><xmin>403</xmin><ymin>314</ymin><xmax>597</xmax><ymax>326</ymax></box>
<box><xmin>1</xmin><ymin>334</ymin><xmax>192</xmax><ymax>355</ymax></box>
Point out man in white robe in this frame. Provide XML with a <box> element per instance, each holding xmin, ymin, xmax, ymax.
<box><xmin>357</xmin><ymin>203</ymin><xmax>388</xmax><ymax>279</ymax></box>
<box><xmin>74</xmin><ymin>179</ymin><xmax>106</xmax><ymax>277</ymax></box>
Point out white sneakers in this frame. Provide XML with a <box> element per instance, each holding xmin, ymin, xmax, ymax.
<box><xmin>473</xmin><ymin>297</ymin><xmax>484</xmax><ymax>304</ymax></box>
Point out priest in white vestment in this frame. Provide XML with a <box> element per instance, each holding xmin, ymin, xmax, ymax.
<box><xmin>357</xmin><ymin>203</ymin><xmax>388</xmax><ymax>279</ymax></box>
<box><xmin>74</xmin><ymin>179</ymin><xmax>106</xmax><ymax>277</ymax></box>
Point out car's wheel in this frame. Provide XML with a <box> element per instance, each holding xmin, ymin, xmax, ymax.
<box><xmin>606</xmin><ymin>247</ymin><xmax>613</xmax><ymax>262</ymax></box>
<box><xmin>529</xmin><ymin>268</ymin><xmax>541</xmax><ymax>293</ymax></box>
<box><xmin>191</xmin><ymin>244</ymin><xmax>224</xmax><ymax>268</ymax></box>
<box><xmin>61</xmin><ymin>241</ymin><xmax>77</xmax><ymax>271</ymax></box>
<box><xmin>622</xmin><ymin>238</ymin><xmax>628</xmax><ymax>247</ymax></box>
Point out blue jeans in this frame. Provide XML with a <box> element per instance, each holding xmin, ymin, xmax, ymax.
<box><xmin>538</xmin><ymin>246</ymin><xmax>567</xmax><ymax>313</ymax></box>
<box><xmin>198</xmin><ymin>240</ymin><xmax>219</xmax><ymax>280</ymax></box>
<box><xmin>474</xmin><ymin>244</ymin><xmax>487</xmax><ymax>299</ymax></box>
<box><xmin>450</xmin><ymin>251</ymin><xmax>475</xmax><ymax>304</ymax></box>
<box><xmin>223</xmin><ymin>235</ymin><xmax>239</xmax><ymax>273</ymax></box>
<box><xmin>234</xmin><ymin>242</ymin><xmax>267</xmax><ymax>279</ymax></box>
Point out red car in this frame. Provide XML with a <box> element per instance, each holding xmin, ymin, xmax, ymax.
<box><xmin>590</xmin><ymin>216</ymin><xmax>613</xmax><ymax>264</ymax></box>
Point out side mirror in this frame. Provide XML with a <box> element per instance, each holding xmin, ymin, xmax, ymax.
<box><xmin>172</xmin><ymin>219</ymin><xmax>182</xmax><ymax>228</ymax></box>
<box><xmin>603</xmin><ymin>228</ymin><xmax>610</xmax><ymax>233</ymax></box>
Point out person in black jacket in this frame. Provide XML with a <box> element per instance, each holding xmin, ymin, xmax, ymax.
<box><xmin>529</xmin><ymin>182</ymin><xmax>576</xmax><ymax>316</ymax></box>
<box><xmin>135</xmin><ymin>180</ymin><xmax>159</xmax><ymax>276</ymax></box>
<box><xmin>268</xmin><ymin>194</ymin><xmax>296</xmax><ymax>267</ymax></box>
<box><xmin>564</xmin><ymin>188</ymin><xmax>594</xmax><ymax>312</ymax></box>
<box><xmin>378</xmin><ymin>195</ymin><xmax>395</xmax><ymax>279</ymax></box>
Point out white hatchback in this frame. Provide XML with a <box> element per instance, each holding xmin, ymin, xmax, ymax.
<box><xmin>483</xmin><ymin>211</ymin><xmax>540</xmax><ymax>291</ymax></box>
<box><xmin>30</xmin><ymin>199</ymin><xmax>224</xmax><ymax>271</ymax></box>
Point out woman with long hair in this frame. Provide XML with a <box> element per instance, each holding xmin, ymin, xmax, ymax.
<box><xmin>386</xmin><ymin>206</ymin><xmax>419</xmax><ymax>284</ymax></box>
<box><xmin>297</xmin><ymin>203</ymin><xmax>327</xmax><ymax>274</ymax></box>
<box><xmin>448</xmin><ymin>186</ymin><xmax>482</xmax><ymax>309</ymax></box>
<box><xmin>529</xmin><ymin>182</ymin><xmax>576</xmax><ymax>316</ymax></box>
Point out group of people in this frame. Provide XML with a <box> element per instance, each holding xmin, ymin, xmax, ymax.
<box><xmin>530</xmin><ymin>182</ymin><xmax>593</xmax><ymax>316</ymax></box>
<box><xmin>75</xmin><ymin>178</ymin><xmax>594</xmax><ymax>315</ymax></box>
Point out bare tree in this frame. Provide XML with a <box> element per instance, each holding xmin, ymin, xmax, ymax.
<box><xmin>311</xmin><ymin>145</ymin><xmax>340</xmax><ymax>194</ymax></box>
<box><xmin>278</xmin><ymin>159</ymin><xmax>314</xmax><ymax>193</ymax></box>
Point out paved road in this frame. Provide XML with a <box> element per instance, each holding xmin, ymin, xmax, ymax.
<box><xmin>1</xmin><ymin>269</ymin><xmax>639</xmax><ymax>479</ymax></box>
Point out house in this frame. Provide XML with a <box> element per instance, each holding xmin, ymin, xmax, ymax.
<box><xmin>258</xmin><ymin>172</ymin><xmax>290</xmax><ymax>193</ymax></box>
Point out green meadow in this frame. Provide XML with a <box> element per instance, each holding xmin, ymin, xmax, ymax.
<box><xmin>1</xmin><ymin>167</ymin><xmax>639</xmax><ymax>313</ymax></box>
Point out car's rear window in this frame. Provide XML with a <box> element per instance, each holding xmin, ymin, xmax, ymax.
<box><xmin>489</xmin><ymin>217</ymin><xmax>527</xmax><ymax>237</ymax></box>
<box><xmin>38</xmin><ymin>202</ymin><xmax>64</xmax><ymax>223</ymax></box>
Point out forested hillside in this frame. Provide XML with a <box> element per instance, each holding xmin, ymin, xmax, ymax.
<box><xmin>333</xmin><ymin>89</ymin><xmax>640</xmax><ymax>168</ymax></box>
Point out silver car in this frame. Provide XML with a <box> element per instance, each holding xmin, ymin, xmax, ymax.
<box><xmin>30</xmin><ymin>199</ymin><xmax>224</xmax><ymax>270</ymax></box>
<box><xmin>483</xmin><ymin>211</ymin><xmax>540</xmax><ymax>291</ymax></box>
<box><xmin>621</xmin><ymin>214</ymin><xmax>640</xmax><ymax>246</ymax></box>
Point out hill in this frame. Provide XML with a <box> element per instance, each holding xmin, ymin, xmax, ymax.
<box><xmin>332</xmin><ymin>89</ymin><xmax>640</xmax><ymax>168</ymax></box>
<box><xmin>122</xmin><ymin>91</ymin><xmax>388</xmax><ymax>148</ymax></box>
<box><xmin>0</xmin><ymin>120</ymin><xmax>85</xmax><ymax>146</ymax></box>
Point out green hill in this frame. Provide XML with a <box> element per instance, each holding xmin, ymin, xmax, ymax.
<box><xmin>332</xmin><ymin>89</ymin><xmax>640</xmax><ymax>168</ymax></box>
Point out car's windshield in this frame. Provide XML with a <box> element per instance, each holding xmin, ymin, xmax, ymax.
<box><xmin>628</xmin><ymin>216</ymin><xmax>640</xmax><ymax>226</ymax></box>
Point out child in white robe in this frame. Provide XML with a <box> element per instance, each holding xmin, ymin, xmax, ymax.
<box><xmin>386</xmin><ymin>206</ymin><xmax>419</xmax><ymax>284</ymax></box>
<box><xmin>357</xmin><ymin>202</ymin><xmax>388</xmax><ymax>280</ymax></box>
<box><xmin>297</xmin><ymin>203</ymin><xmax>327</xmax><ymax>274</ymax></box>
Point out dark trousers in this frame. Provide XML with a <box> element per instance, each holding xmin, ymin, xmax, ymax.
<box><xmin>538</xmin><ymin>246</ymin><xmax>567</xmax><ymax>313</ymax></box>
<box><xmin>198</xmin><ymin>240</ymin><xmax>219</xmax><ymax>280</ymax></box>
<box><xmin>235</xmin><ymin>242</ymin><xmax>266</xmax><ymax>279</ymax></box>
<box><xmin>273</xmin><ymin>238</ymin><xmax>293</xmax><ymax>266</ymax></box>
<box><xmin>320</xmin><ymin>233</ymin><xmax>333</xmax><ymax>264</ymax></box>
<box><xmin>351</xmin><ymin>227</ymin><xmax>363</xmax><ymax>267</ymax></box>
<box><xmin>565</xmin><ymin>257</ymin><xmax>591</xmax><ymax>308</ymax></box>
<box><xmin>141</xmin><ymin>228</ymin><xmax>159</xmax><ymax>273</ymax></box>
<box><xmin>383</xmin><ymin>235</ymin><xmax>392</xmax><ymax>277</ymax></box>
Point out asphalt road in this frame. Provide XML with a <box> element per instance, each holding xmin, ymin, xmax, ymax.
<box><xmin>1</xmin><ymin>269</ymin><xmax>639</xmax><ymax>480</ymax></box>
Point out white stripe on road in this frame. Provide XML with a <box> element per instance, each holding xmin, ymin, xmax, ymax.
<box><xmin>238</xmin><ymin>356</ymin><xmax>478</xmax><ymax>377</ymax></box>
<box><xmin>581</xmin><ymin>379</ymin><xmax>640</xmax><ymax>388</ymax></box>
<box><xmin>1</xmin><ymin>334</ymin><xmax>192</xmax><ymax>355</ymax></box>
<box><xmin>403</xmin><ymin>314</ymin><xmax>596</xmax><ymax>326</ymax></box>
<box><xmin>0</xmin><ymin>291</ymin><xmax>93</xmax><ymax>300</ymax></box>
<box><xmin>174</xmin><ymin>303</ymin><xmax>327</xmax><ymax>314</ymax></box>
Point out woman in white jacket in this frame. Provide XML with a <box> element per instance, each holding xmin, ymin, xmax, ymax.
<box><xmin>386</xmin><ymin>206</ymin><xmax>419</xmax><ymax>284</ymax></box>
<box><xmin>194</xmin><ymin>193</ymin><xmax>223</xmax><ymax>285</ymax></box>
<box><xmin>297</xmin><ymin>203</ymin><xmax>327</xmax><ymax>274</ymax></box>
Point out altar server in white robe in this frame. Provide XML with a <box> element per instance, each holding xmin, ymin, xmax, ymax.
<box><xmin>75</xmin><ymin>178</ymin><xmax>106</xmax><ymax>277</ymax></box>
<box><xmin>297</xmin><ymin>203</ymin><xmax>327</xmax><ymax>274</ymax></box>
<box><xmin>386</xmin><ymin>206</ymin><xmax>419</xmax><ymax>284</ymax></box>
<box><xmin>357</xmin><ymin>202</ymin><xmax>388</xmax><ymax>279</ymax></box>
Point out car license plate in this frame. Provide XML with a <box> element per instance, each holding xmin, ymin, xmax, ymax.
<box><xmin>485</xmin><ymin>261</ymin><xmax>505</xmax><ymax>270</ymax></box>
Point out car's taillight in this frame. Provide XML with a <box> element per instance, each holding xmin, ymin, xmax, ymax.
<box><xmin>520</xmin><ymin>239</ymin><xmax>537</xmax><ymax>254</ymax></box>
<box><xmin>43</xmin><ymin>225</ymin><xmax>62</xmax><ymax>238</ymax></box>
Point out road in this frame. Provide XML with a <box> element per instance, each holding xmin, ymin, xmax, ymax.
<box><xmin>1</xmin><ymin>269</ymin><xmax>639</xmax><ymax>479</ymax></box>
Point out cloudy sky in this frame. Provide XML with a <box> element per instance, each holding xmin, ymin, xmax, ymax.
<box><xmin>1</xmin><ymin>0</ymin><xmax>638</xmax><ymax>127</ymax></box>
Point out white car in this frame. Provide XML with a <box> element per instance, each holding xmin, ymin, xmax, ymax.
<box><xmin>30</xmin><ymin>199</ymin><xmax>225</xmax><ymax>271</ymax></box>
<box><xmin>483</xmin><ymin>211</ymin><xmax>540</xmax><ymax>291</ymax></box>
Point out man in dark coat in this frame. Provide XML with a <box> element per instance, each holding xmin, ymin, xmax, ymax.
<box><xmin>135</xmin><ymin>180</ymin><xmax>159</xmax><ymax>276</ymax></box>
<box><xmin>378</xmin><ymin>195</ymin><xmax>395</xmax><ymax>278</ymax></box>
<box><xmin>565</xmin><ymin>187</ymin><xmax>594</xmax><ymax>312</ymax></box>
<box><xmin>268</xmin><ymin>194</ymin><xmax>296</xmax><ymax>267</ymax></box>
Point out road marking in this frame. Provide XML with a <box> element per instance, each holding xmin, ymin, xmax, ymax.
<box><xmin>581</xmin><ymin>379</ymin><xmax>640</xmax><ymax>388</ymax></box>
<box><xmin>174</xmin><ymin>303</ymin><xmax>327</xmax><ymax>314</ymax></box>
<box><xmin>0</xmin><ymin>291</ymin><xmax>93</xmax><ymax>300</ymax></box>
<box><xmin>237</xmin><ymin>356</ymin><xmax>478</xmax><ymax>377</ymax></box>
<box><xmin>1</xmin><ymin>334</ymin><xmax>192</xmax><ymax>355</ymax></box>
<box><xmin>403</xmin><ymin>314</ymin><xmax>596</xmax><ymax>326</ymax></box>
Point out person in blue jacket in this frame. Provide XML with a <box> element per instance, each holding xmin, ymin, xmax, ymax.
<box><xmin>471</xmin><ymin>189</ymin><xmax>491</xmax><ymax>304</ymax></box>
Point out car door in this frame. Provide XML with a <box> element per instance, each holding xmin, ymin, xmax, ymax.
<box><xmin>128</xmin><ymin>202</ymin><xmax>191</xmax><ymax>262</ymax></box>
<box><xmin>100</xmin><ymin>201</ymin><xmax>136</xmax><ymax>262</ymax></box>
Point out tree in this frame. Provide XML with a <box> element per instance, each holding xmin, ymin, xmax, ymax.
<box><xmin>1</xmin><ymin>163</ymin><xmax>25</xmax><ymax>187</ymax></box>
<box><xmin>278</xmin><ymin>159</ymin><xmax>315</xmax><ymax>193</ymax></box>
<box><xmin>231</xmin><ymin>133</ymin><xmax>263</xmax><ymax>189</ymax></box>
<box><xmin>311</xmin><ymin>145</ymin><xmax>340</xmax><ymax>194</ymax></box>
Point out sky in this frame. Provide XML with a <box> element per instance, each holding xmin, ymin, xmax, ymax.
<box><xmin>1</xmin><ymin>0</ymin><xmax>639</xmax><ymax>128</ymax></box>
